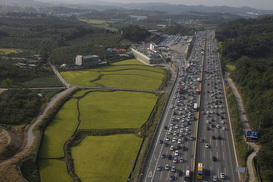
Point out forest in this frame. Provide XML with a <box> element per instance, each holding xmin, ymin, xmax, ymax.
<box><xmin>216</xmin><ymin>15</ymin><xmax>273</xmax><ymax>181</ymax></box>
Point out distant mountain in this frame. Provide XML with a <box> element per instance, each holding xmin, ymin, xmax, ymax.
<box><xmin>0</xmin><ymin>0</ymin><xmax>272</xmax><ymax>17</ymax></box>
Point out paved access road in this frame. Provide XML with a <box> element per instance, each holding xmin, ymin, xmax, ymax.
<box><xmin>193</xmin><ymin>30</ymin><xmax>240</xmax><ymax>182</ymax></box>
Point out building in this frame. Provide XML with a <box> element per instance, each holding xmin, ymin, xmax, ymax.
<box><xmin>75</xmin><ymin>55</ymin><xmax>100</xmax><ymax>66</ymax></box>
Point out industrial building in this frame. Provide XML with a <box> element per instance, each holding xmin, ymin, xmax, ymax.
<box><xmin>75</xmin><ymin>55</ymin><xmax>100</xmax><ymax>66</ymax></box>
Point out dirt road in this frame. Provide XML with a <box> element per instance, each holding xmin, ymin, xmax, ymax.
<box><xmin>0</xmin><ymin>87</ymin><xmax>76</xmax><ymax>168</ymax></box>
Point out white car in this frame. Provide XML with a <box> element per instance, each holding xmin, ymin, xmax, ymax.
<box><xmin>175</xmin><ymin>150</ymin><xmax>179</xmax><ymax>156</ymax></box>
<box><xmin>220</xmin><ymin>172</ymin><xmax>225</xmax><ymax>179</ymax></box>
<box><xmin>172</xmin><ymin>137</ymin><xmax>177</xmax><ymax>143</ymax></box>
<box><xmin>166</xmin><ymin>136</ymin><xmax>170</xmax><ymax>141</ymax></box>
<box><xmin>178</xmin><ymin>138</ymin><xmax>182</xmax><ymax>144</ymax></box>
<box><xmin>222</xmin><ymin>126</ymin><xmax>226</xmax><ymax>131</ymax></box>
<box><xmin>216</xmin><ymin>124</ymin><xmax>220</xmax><ymax>129</ymax></box>
<box><xmin>205</xmin><ymin>143</ymin><xmax>210</xmax><ymax>148</ymax></box>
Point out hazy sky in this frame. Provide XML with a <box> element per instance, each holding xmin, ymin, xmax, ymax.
<box><xmin>50</xmin><ymin>0</ymin><xmax>273</xmax><ymax>10</ymax></box>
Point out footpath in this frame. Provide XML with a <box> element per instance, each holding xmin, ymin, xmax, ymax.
<box><xmin>227</xmin><ymin>77</ymin><xmax>260</xmax><ymax>182</ymax></box>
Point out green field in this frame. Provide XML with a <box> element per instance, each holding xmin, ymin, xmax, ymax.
<box><xmin>60</xmin><ymin>59</ymin><xmax>165</xmax><ymax>90</ymax></box>
<box><xmin>78</xmin><ymin>19</ymin><xmax>118</xmax><ymax>32</ymax></box>
<box><xmin>0</xmin><ymin>48</ymin><xmax>19</xmax><ymax>55</ymax></box>
<box><xmin>38</xmin><ymin>99</ymin><xmax>78</xmax><ymax>158</ymax></box>
<box><xmin>71</xmin><ymin>134</ymin><xmax>142</xmax><ymax>182</ymax></box>
<box><xmin>38</xmin><ymin>159</ymin><xmax>72</xmax><ymax>182</ymax></box>
<box><xmin>79</xmin><ymin>91</ymin><xmax>157</xmax><ymax>129</ymax></box>
<box><xmin>226</xmin><ymin>64</ymin><xmax>236</xmax><ymax>71</ymax></box>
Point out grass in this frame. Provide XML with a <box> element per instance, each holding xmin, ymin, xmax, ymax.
<box><xmin>71</xmin><ymin>134</ymin><xmax>142</xmax><ymax>182</ymax></box>
<box><xmin>226</xmin><ymin>64</ymin><xmax>236</xmax><ymax>71</ymax></box>
<box><xmin>38</xmin><ymin>99</ymin><xmax>78</xmax><ymax>158</ymax></box>
<box><xmin>79</xmin><ymin>91</ymin><xmax>158</xmax><ymax>129</ymax></box>
<box><xmin>78</xmin><ymin>19</ymin><xmax>118</xmax><ymax>32</ymax></box>
<box><xmin>60</xmin><ymin>59</ymin><xmax>165</xmax><ymax>90</ymax></box>
<box><xmin>0</xmin><ymin>48</ymin><xmax>19</xmax><ymax>55</ymax></box>
<box><xmin>38</xmin><ymin>159</ymin><xmax>72</xmax><ymax>182</ymax></box>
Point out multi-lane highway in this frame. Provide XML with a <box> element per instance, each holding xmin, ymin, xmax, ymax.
<box><xmin>140</xmin><ymin>31</ymin><xmax>239</xmax><ymax>182</ymax></box>
<box><xmin>193</xmin><ymin>31</ymin><xmax>239</xmax><ymax>182</ymax></box>
<box><xmin>140</xmin><ymin>32</ymin><xmax>204</xmax><ymax>182</ymax></box>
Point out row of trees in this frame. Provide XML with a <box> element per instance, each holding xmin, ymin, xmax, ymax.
<box><xmin>216</xmin><ymin>15</ymin><xmax>273</xmax><ymax>181</ymax></box>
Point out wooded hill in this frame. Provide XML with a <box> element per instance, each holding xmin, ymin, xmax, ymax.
<box><xmin>216</xmin><ymin>15</ymin><xmax>273</xmax><ymax>181</ymax></box>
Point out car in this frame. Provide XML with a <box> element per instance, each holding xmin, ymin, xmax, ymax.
<box><xmin>166</xmin><ymin>136</ymin><xmax>170</xmax><ymax>141</ymax></box>
<box><xmin>205</xmin><ymin>169</ymin><xmax>210</xmax><ymax>175</ymax></box>
<box><xmin>169</xmin><ymin>174</ymin><xmax>175</xmax><ymax>181</ymax></box>
<box><xmin>190</xmin><ymin>135</ymin><xmax>194</xmax><ymax>140</ymax></box>
<box><xmin>217</xmin><ymin>135</ymin><xmax>221</xmax><ymax>140</ymax></box>
<box><xmin>213</xmin><ymin>175</ymin><xmax>218</xmax><ymax>181</ymax></box>
<box><xmin>161</xmin><ymin>153</ymin><xmax>166</xmax><ymax>158</ymax></box>
<box><xmin>168</xmin><ymin>155</ymin><xmax>172</xmax><ymax>160</ymax></box>
<box><xmin>211</xmin><ymin>124</ymin><xmax>215</xmax><ymax>128</ymax></box>
<box><xmin>159</xmin><ymin>139</ymin><xmax>163</xmax><ymax>144</ymax></box>
<box><xmin>220</xmin><ymin>172</ymin><xmax>225</xmax><ymax>179</ymax></box>
<box><xmin>177</xmin><ymin>138</ymin><xmax>182</xmax><ymax>144</ymax></box>
<box><xmin>177</xmin><ymin>170</ymin><xmax>183</xmax><ymax>176</ymax></box>
<box><xmin>222</xmin><ymin>126</ymin><xmax>226</xmax><ymax>131</ymax></box>
<box><xmin>173</xmin><ymin>131</ymin><xmax>177</xmax><ymax>136</ymax></box>
<box><xmin>206</xmin><ymin>126</ymin><xmax>210</xmax><ymax>130</ymax></box>
<box><xmin>170</xmin><ymin>145</ymin><xmax>174</xmax><ymax>151</ymax></box>
<box><xmin>165</xmin><ymin>164</ymin><xmax>170</xmax><ymax>170</ymax></box>
<box><xmin>182</xmin><ymin>146</ymin><xmax>186</xmax><ymax>151</ymax></box>
<box><xmin>221</xmin><ymin>120</ymin><xmax>225</xmax><ymax>124</ymax></box>
<box><xmin>180</xmin><ymin>158</ymin><xmax>184</xmax><ymax>163</ymax></box>
<box><xmin>164</xmin><ymin>126</ymin><xmax>168</xmax><ymax>130</ymax></box>
<box><xmin>212</xmin><ymin>156</ymin><xmax>217</xmax><ymax>161</ymax></box>
<box><xmin>172</xmin><ymin>137</ymin><xmax>177</xmax><ymax>143</ymax></box>
<box><xmin>216</xmin><ymin>124</ymin><xmax>220</xmax><ymax>129</ymax></box>
<box><xmin>164</xmin><ymin>142</ymin><xmax>168</xmax><ymax>147</ymax></box>
<box><xmin>206</xmin><ymin>120</ymin><xmax>210</xmax><ymax>124</ymax></box>
<box><xmin>200</xmin><ymin>138</ymin><xmax>204</xmax><ymax>142</ymax></box>
<box><xmin>157</xmin><ymin>165</ymin><xmax>162</xmax><ymax>171</ymax></box>
<box><xmin>171</xmin><ymin>166</ymin><xmax>176</xmax><ymax>172</ymax></box>
<box><xmin>212</xmin><ymin>135</ymin><xmax>216</xmax><ymax>140</ymax></box>
<box><xmin>175</xmin><ymin>150</ymin><xmax>179</xmax><ymax>156</ymax></box>
<box><xmin>173</xmin><ymin>157</ymin><xmax>178</xmax><ymax>163</ymax></box>
<box><xmin>205</xmin><ymin>143</ymin><xmax>210</xmax><ymax>148</ymax></box>
<box><xmin>184</xmin><ymin>137</ymin><xmax>188</xmax><ymax>141</ymax></box>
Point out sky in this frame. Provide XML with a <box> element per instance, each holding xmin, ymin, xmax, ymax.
<box><xmin>47</xmin><ymin>0</ymin><xmax>273</xmax><ymax>10</ymax></box>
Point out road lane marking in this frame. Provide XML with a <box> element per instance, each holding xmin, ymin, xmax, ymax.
<box><xmin>148</xmin><ymin>171</ymin><xmax>153</xmax><ymax>178</ymax></box>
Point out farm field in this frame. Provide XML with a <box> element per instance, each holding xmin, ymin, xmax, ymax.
<box><xmin>0</xmin><ymin>48</ymin><xmax>19</xmax><ymax>55</ymax></box>
<box><xmin>38</xmin><ymin>159</ymin><xmax>73</xmax><ymax>182</ymax></box>
<box><xmin>78</xmin><ymin>19</ymin><xmax>117</xmax><ymax>32</ymax></box>
<box><xmin>71</xmin><ymin>134</ymin><xmax>142</xmax><ymax>182</ymax></box>
<box><xmin>38</xmin><ymin>99</ymin><xmax>78</xmax><ymax>158</ymax></box>
<box><xmin>78</xmin><ymin>91</ymin><xmax>157</xmax><ymax>129</ymax></box>
<box><xmin>60</xmin><ymin>59</ymin><xmax>165</xmax><ymax>90</ymax></box>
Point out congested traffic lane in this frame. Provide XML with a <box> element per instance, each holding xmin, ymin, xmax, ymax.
<box><xmin>141</xmin><ymin>32</ymin><xmax>205</xmax><ymax>182</ymax></box>
<box><xmin>194</xmin><ymin>30</ymin><xmax>239</xmax><ymax>182</ymax></box>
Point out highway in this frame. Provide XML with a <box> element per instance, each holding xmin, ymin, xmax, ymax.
<box><xmin>193</xmin><ymin>31</ymin><xmax>239</xmax><ymax>182</ymax></box>
<box><xmin>140</xmin><ymin>31</ymin><xmax>240</xmax><ymax>182</ymax></box>
<box><xmin>140</xmin><ymin>32</ymin><xmax>205</xmax><ymax>182</ymax></box>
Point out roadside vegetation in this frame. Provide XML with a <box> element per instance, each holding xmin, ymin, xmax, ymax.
<box><xmin>216</xmin><ymin>15</ymin><xmax>273</xmax><ymax>181</ymax></box>
<box><xmin>224</xmin><ymin>84</ymin><xmax>252</xmax><ymax>179</ymax></box>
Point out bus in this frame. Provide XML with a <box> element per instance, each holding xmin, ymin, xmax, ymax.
<box><xmin>194</xmin><ymin>103</ymin><xmax>198</xmax><ymax>111</ymax></box>
<box><xmin>184</xmin><ymin>165</ymin><xmax>191</xmax><ymax>182</ymax></box>
<box><xmin>197</xmin><ymin>163</ymin><xmax>203</xmax><ymax>179</ymax></box>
